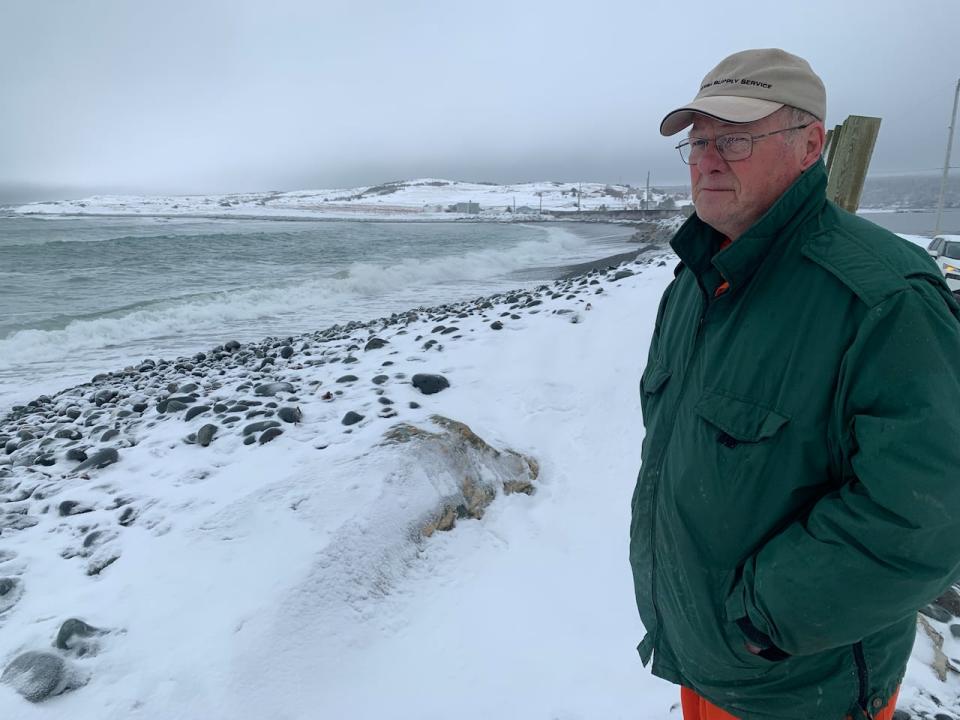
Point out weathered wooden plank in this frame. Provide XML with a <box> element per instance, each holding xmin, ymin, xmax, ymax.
<box><xmin>825</xmin><ymin>115</ymin><xmax>882</xmax><ymax>212</ymax></box>
<box><xmin>824</xmin><ymin>123</ymin><xmax>844</xmax><ymax>176</ymax></box>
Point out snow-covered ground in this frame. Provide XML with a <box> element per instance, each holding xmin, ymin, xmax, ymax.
<box><xmin>1</xmin><ymin>243</ymin><xmax>957</xmax><ymax>719</ymax></box>
<box><xmin>11</xmin><ymin>178</ymin><xmax>690</xmax><ymax>221</ymax></box>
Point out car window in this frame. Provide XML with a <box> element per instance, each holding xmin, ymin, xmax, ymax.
<box><xmin>929</xmin><ymin>238</ymin><xmax>941</xmax><ymax>251</ymax></box>
<box><xmin>930</xmin><ymin>238</ymin><xmax>944</xmax><ymax>254</ymax></box>
<box><xmin>944</xmin><ymin>242</ymin><xmax>960</xmax><ymax>260</ymax></box>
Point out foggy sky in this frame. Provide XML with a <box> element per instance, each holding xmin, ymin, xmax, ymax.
<box><xmin>2</xmin><ymin>0</ymin><xmax>959</xmax><ymax>200</ymax></box>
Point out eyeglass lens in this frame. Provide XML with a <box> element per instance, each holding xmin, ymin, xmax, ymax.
<box><xmin>681</xmin><ymin>134</ymin><xmax>753</xmax><ymax>164</ymax></box>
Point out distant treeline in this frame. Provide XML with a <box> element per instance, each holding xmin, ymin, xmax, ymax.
<box><xmin>859</xmin><ymin>174</ymin><xmax>960</xmax><ymax>210</ymax></box>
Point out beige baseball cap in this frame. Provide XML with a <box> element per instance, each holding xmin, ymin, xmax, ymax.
<box><xmin>660</xmin><ymin>48</ymin><xmax>826</xmax><ymax>136</ymax></box>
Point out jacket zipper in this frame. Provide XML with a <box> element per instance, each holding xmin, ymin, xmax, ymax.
<box><xmin>649</xmin><ymin>287</ymin><xmax>708</xmax><ymax>650</ymax></box>
<box><xmin>853</xmin><ymin>642</ymin><xmax>870</xmax><ymax>717</ymax></box>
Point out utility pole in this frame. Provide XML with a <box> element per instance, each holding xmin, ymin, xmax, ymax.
<box><xmin>645</xmin><ymin>171</ymin><xmax>651</xmax><ymax>213</ymax></box>
<box><xmin>935</xmin><ymin>77</ymin><xmax>960</xmax><ymax>237</ymax></box>
<box><xmin>538</xmin><ymin>192</ymin><xmax>542</xmax><ymax>214</ymax></box>
<box><xmin>578</xmin><ymin>182</ymin><xmax>582</xmax><ymax>212</ymax></box>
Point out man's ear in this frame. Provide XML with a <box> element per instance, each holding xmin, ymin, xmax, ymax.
<box><xmin>800</xmin><ymin>122</ymin><xmax>826</xmax><ymax>171</ymax></box>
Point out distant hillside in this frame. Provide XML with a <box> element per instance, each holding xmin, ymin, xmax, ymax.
<box><xmin>12</xmin><ymin>178</ymin><xmax>690</xmax><ymax>220</ymax></box>
<box><xmin>15</xmin><ymin>171</ymin><xmax>951</xmax><ymax>217</ymax></box>
<box><xmin>860</xmin><ymin>173</ymin><xmax>960</xmax><ymax>210</ymax></box>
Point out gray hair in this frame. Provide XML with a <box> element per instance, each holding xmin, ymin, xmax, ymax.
<box><xmin>785</xmin><ymin>106</ymin><xmax>818</xmax><ymax>126</ymax></box>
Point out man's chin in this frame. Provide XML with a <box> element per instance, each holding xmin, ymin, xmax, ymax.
<box><xmin>693</xmin><ymin>200</ymin><xmax>730</xmax><ymax>226</ymax></box>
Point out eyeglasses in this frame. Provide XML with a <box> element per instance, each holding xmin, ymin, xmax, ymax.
<box><xmin>676</xmin><ymin>123</ymin><xmax>811</xmax><ymax>165</ymax></box>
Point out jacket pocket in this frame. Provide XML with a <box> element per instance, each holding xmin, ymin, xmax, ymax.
<box><xmin>692</xmin><ymin>390</ymin><xmax>792</xmax><ymax>517</ymax></box>
<box><xmin>640</xmin><ymin>357</ymin><xmax>672</xmax><ymax>396</ymax></box>
<box><xmin>639</xmin><ymin>358</ymin><xmax>672</xmax><ymax>422</ymax></box>
<box><xmin>720</xmin><ymin>575</ymin><xmax>780</xmax><ymax>670</ymax></box>
<box><xmin>720</xmin><ymin>617</ymin><xmax>779</xmax><ymax>670</ymax></box>
<box><xmin>694</xmin><ymin>390</ymin><xmax>790</xmax><ymax>443</ymax></box>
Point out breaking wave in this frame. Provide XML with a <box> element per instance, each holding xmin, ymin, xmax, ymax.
<box><xmin>0</xmin><ymin>226</ymin><xmax>588</xmax><ymax>368</ymax></box>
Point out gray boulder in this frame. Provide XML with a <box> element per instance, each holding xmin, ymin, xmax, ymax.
<box><xmin>933</xmin><ymin>586</ymin><xmax>960</xmax><ymax>617</ymax></box>
<box><xmin>411</xmin><ymin>374</ymin><xmax>450</xmax><ymax>395</ymax></box>
<box><xmin>58</xmin><ymin>500</ymin><xmax>94</xmax><ymax>517</ymax></box>
<box><xmin>184</xmin><ymin>405</ymin><xmax>211</xmax><ymax>422</ymax></box>
<box><xmin>0</xmin><ymin>576</ymin><xmax>23</xmax><ymax>613</ymax></box>
<box><xmin>243</xmin><ymin>420</ymin><xmax>281</xmax><ymax>436</ymax></box>
<box><xmin>55</xmin><ymin>618</ymin><xmax>104</xmax><ymax>656</ymax></box>
<box><xmin>0</xmin><ymin>513</ymin><xmax>39</xmax><ymax>533</ymax></box>
<box><xmin>197</xmin><ymin>424</ymin><xmax>218</xmax><ymax>447</ymax></box>
<box><xmin>342</xmin><ymin>411</ymin><xmax>364</xmax><ymax>426</ymax></box>
<box><xmin>254</xmin><ymin>382</ymin><xmax>294</xmax><ymax>397</ymax></box>
<box><xmin>65</xmin><ymin>447</ymin><xmax>88</xmax><ymax>463</ymax></box>
<box><xmin>920</xmin><ymin>603</ymin><xmax>953</xmax><ymax>624</ymax></box>
<box><xmin>259</xmin><ymin>427</ymin><xmax>284</xmax><ymax>444</ymax></box>
<box><xmin>277</xmin><ymin>407</ymin><xmax>302</xmax><ymax>424</ymax></box>
<box><xmin>1</xmin><ymin>651</ymin><xmax>80</xmax><ymax>702</ymax></box>
<box><xmin>74</xmin><ymin>448</ymin><xmax>119</xmax><ymax>472</ymax></box>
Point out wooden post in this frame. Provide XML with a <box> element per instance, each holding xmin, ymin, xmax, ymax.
<box><xmin>824</xmin><ymin>123</ymin><xmax>844</xmax><ymax>176</ymax></box>
<box><xmin>825</xmin><ymin>115</ymin><xmax>882</xmax><ymax>213</ymax></box>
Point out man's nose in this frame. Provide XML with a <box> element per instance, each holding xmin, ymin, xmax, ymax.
<box><xmin>697</xmin><ymin>140</ymin><xmax>727</xmax><ymax>173</ymax></box>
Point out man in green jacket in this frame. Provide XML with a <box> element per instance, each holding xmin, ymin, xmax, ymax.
<box><xmin>630</xmin><ymin>48</ymin><xmax>960</xmax><ymax>720</ymax></box>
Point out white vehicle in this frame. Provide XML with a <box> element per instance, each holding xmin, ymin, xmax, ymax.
<box><xmin>927</xmin><ymin>234</ymin><xmax>960</xmax><ymax>291</ymax></box>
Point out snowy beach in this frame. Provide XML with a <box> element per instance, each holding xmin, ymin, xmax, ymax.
<box><xmin>2</xmin><ymin>241</ymin><xmax>959</xmax><ymax>718</ymax></box>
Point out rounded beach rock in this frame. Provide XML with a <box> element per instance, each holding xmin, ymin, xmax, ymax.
<box><xmin>411</xmin><ymin>373</ymin><xmax>450</xmax><ymax>395</ymax></box>
<box><xmin>342</xmin><ymin>411</ymin><xmax>364</xmax><ymax>426</ymax></box>
<box><xmin>1</xmin><ymin>651</ymin><xmax>76</xmax><ymax>703</ymax></box>
<box><xmin>55</xmin><ymin>618</ymin><xmax>103</xmax><ymax>656</ymax></box>
<box><xmin>197</xmin><ymin>424</ymin><xmax>219</xmax><ymax>447</ymax></box>
<box><xmin>73</xmin><ymin>448</ymin><xmax>119</xmax><ymax>472</ymax></box>
<box><xmin>277</xmin><ymin>407</ymin><xmax>302</xmax><ymax>424</ymax></box>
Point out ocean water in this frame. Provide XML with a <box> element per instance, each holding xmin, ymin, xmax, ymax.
<box><xmin>858</xmin><ymin>208</ymin><xmax>960</xmax><ymax>236</ymax></box>
<box><xmin>0</xmin><ymin>216</ymin><xmax>635</xmax><ymax>410</ymax></box>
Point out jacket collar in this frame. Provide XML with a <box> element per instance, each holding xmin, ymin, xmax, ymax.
<box><xmin>670</xmin><ymin>160</ymin><xmax>828</xmax><ymax>292</ymax></box>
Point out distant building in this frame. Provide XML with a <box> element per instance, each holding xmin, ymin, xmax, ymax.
<box><xmin>515</xmin><ymin>205</ymin><xmax>537</xmax><ymax>214</ymax></box>
<box><xmin>449</xmin><ymin>202</ymin><xmax>480</xmax><ymax>214</ymax></box>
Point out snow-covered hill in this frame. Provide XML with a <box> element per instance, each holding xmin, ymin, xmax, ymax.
<box><xmin>12</xmin><ymin>178</ymin><xmax>690</xmax><ymax>220</ymax></box>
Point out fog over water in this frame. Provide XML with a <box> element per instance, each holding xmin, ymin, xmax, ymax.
<box><xmin>1</xmin><ymin>0</ymin><xmax>958</xmax><ymax>200</ymax></box>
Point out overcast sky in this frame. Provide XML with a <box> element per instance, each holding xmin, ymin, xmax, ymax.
<box><xmin>1</xmin><ymin>0</ymin><xmax>958</xmax><ymax>200</ymax></box>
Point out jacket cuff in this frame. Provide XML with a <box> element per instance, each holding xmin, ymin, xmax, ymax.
<box><xmin>725</xmin><ymin>575</ymin><xmax>790</xmax><ymax>661</ymax></box>
<box><xmin>735</xmin><ymin>617</ymin><xmax>791</xmax><ymax>661</ymax></box>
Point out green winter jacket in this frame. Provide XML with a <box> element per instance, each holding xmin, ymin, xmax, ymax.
<box><xmin>629</xmin><ymin>160</ymin><xmax>960</xmax><ymax>720</ymax></box>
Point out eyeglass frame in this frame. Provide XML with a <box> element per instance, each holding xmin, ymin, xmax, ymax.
<box><xmin>675</xmin><ymin>123</ymin><xmax>812</xmax><ymax>165</ymax></box>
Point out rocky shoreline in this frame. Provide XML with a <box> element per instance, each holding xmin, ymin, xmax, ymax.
<box><xmin>2</xmin><ymin>243</ymin><xmax>660</xmax><ymax>461</ymax></box>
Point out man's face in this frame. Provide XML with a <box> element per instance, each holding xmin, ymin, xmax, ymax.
<box><xmin>688</xmin><ymin>111</ymin><xmax>809</xmax><ymax>240</ymax></box>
